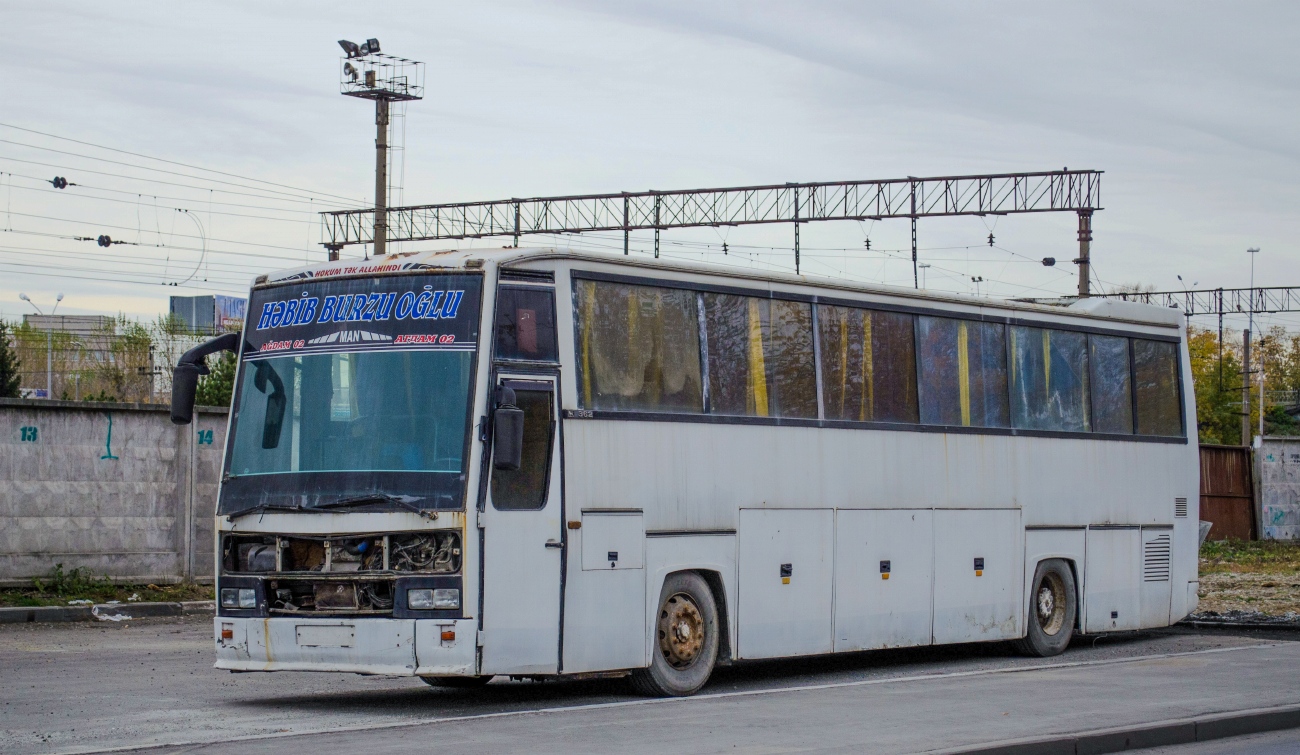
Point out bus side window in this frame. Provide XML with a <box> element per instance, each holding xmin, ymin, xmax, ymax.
<box><xmin>1008</xmin><ymin>326</ymin><xmax>1091</xmax><ymax>432</ymax></box>
<box><xmin>817</xmin><ymin>305</ymin><xmax>918</xmax><ymax>423</ymax></box>
<box><xmin>574</xmin><ymin>280</ymin><xmax>703</xmax><ymax>412</ymax></box>
<box><xmin>703</xmin><ymin>294</ymin><xmax>817</xmax><ymax>419</ymax></box>
<box><xmin>491</xmin><ymin>389</ymin><xmax>555</xmax><ymax>510</ymax></box>
<box><xmin>915</xmin><ymin>316</ymin><xmax>1007</xmax><ymax>428</ymax></box>
<box><xmin>1089</xmin><ymin>334</ymin><xmax>1134</xmax><ymax>434</ymax></box>
<box><xmin>495</xmin><ymin>287</ymin><xmax>558</xmax><ymax>361</ymax></box>
<box><xmin>1133</xmin><ymin>339</ymin><xmax>1182</xmax><ymax>436</ymax></box>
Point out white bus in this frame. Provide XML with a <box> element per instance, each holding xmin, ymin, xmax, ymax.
<box><xmin>171</xmin><ymin>247</ymin><xmax>1199</xmax><ymax>696</ymax></box>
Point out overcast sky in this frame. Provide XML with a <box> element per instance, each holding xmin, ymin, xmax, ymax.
<box><xmin>3</xmin><ymin>1</ymin><xmax>1297</xmax><ymax>332</ymax></box>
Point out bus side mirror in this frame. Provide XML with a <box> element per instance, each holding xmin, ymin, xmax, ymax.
<box><xmin>170</xmin><ymin>363</ymin><xmax>200</xmax><ymax>425</ymax></box>
<box><xmin>170</xmin><ymin>332</ymin><xmax>240</xmax><ymax>425</ymax></box>
<box><xmin>493</xmin><ymin>386</ymin><xmax>524</xmax><ymax>471</ymax></box>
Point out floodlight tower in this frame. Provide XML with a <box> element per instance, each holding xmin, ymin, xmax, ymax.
<box><xmin>338</xmin><ymin>38</ymin><xmax>424</xmax><ymax>259</ymax></box>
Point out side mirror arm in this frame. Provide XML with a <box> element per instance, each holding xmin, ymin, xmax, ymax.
<box><xmin>171</xmin><ymin>332</ymin><xmax>241</xmax><ymax>425</ymax></box>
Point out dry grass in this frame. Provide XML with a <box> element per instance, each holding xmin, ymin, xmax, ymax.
<box><xmin>1197</xmin><ymin>540</ymin><xmax>1300</xmax><ymax>617</ymax></box>
<box><xmin>0</xmin><ymin>564</ymin><xmax>212</xmax><ymax>608</ymax></box>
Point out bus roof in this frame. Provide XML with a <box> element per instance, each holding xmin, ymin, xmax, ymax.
<box><xmin>259</xmin><ymin>246</ymin><xmax>1183</xmax><ymax>329</ymax></box>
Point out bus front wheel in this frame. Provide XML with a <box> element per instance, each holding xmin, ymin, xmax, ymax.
<box><xmin>1015</xmin><ymin>559</ymin><xmax>1077</xmax><ymax>657</ymax></box>
<box><xmin>630</xmin><ymin>571</ymin><xmax>719</xmax><ymax>697</ymax></box>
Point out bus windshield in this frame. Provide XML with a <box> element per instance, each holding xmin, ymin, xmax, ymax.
<box><xmin>218</xmin><ymin>271</ymin><xmax>482</xmax><ymax>514</ymax></box>
<box><xmin>227</xmin><ymin>349</ymin><xmax>474</xmax><ymax>477</ymax></box>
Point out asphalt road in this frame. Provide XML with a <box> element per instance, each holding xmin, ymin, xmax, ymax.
<box><xmin>2</xmin><ymin>615</ymin><xmax>1297</xmax><ymax>755</ymax></box>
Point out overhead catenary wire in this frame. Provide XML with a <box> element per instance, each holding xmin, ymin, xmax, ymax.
<box><xmin>0</xmin><ymin>124</ymin><xmax>365</xmax><ymax>204</ymax></box>
<box><xmin>0</xmin><ymin>155</ymin><xmax>366</xmax><ymax>208</ymax></box>
<box><xmin>6</xmin><ymin>180</ymin><xmax>319</xmax><ymax>225</ymax></box>
<box><xmin>1</xmin><ymin>210</ymin><xmax>329</xmax><ymax>254</ymax></box>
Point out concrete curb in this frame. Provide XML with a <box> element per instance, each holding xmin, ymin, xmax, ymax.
<box><xmin>0</xmin><ymin>600</ymin><xmax>214</xmax><ymax>624</ymax></box>
<box><xmin>1178</xmin><ymin>618</ymin><xmax>1300</xmax><ymax>631</ymax></box>
<box><xmin>932</xmin><ymin>703</ymin><xmax>1300</xmax><ymax>755</ymax></box>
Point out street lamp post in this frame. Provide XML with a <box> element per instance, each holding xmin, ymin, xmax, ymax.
<box><xmin>19</xmin><ymin>292</ymin><xmax>64</xmax><ymax>398</ymax></box>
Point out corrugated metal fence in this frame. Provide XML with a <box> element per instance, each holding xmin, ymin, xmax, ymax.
<box><xmin>1199</xmin><ymin>444</ymin><xmax>1255</xmax><ymax>541</ymax></box>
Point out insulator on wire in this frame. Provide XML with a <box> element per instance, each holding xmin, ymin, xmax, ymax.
<box><xmin>864</xmin><ymin>237</ymin><xmax>871</xmax><ymax>250</ymax></box>
<box><xmin>97</xmin><ymin>235</ymin><xmax>112</xmax><ymax>248</ymax></box>
<box><xmin>987</xmin><ymin>233</ymin><xmax>995</xmax><ymax>247</ymax></box>
<box><xmin>51</xmin><ymin>176</ymin><xmax>68</xmax><ymax>189</ymax></box>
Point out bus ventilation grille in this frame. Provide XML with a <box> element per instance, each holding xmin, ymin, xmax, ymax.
<box><xmin>1144</xmin><ymin>534</ymin><xmax>1172</xmax><ymax>582</ymax></box>
<box><xmin>1174</xmin><ymin>497</ymin><xmax>1188</xmax><ymax>517</ymax></box>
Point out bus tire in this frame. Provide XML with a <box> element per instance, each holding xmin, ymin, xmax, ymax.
<box><xmin>629</xmin><ymin>571</ymin><xmax>719</xmax><ymax>697</ymax></box>
<box><xmin>1015</xmin><ymin>559</ymin><xmax>1076</xmax><ymax>657</ymax></box>
<box><xmin>420</xmin><ymin>675</ymin><xmax>493</xmax><ymax>689</ymax></box>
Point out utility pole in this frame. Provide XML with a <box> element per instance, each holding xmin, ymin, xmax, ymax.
<box><xmin>1242</xmin><ymin>328</ymin><xmax>1251</xmax><ymax>447</ymax></box>
<box><xmin>338</xmin><ymin>38</ymin><xmax>423</xmax><ymax>260</ymax></box>
<box><xmin>1076</xmin><ymin>209</ymin><xmax>1093</xmax><ymax>297</ymax></box>
<box><xmin>374</xmin><ymin>99</ymin><xmax>389</xmax><ymax>258</ymax></box>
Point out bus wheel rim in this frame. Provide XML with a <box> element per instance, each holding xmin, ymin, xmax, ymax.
<box><xmin>658</xmin><ymin>592</ymin><xmax>704</xmax><ymax>669</ymax></box>
<box><xmin>1036</xmin><ymin>572</ymin><xmax>1067</xmax><ymax>636</ymax></box>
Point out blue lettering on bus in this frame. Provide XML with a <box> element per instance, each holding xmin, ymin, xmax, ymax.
<box><xmin>395</xmin><ymin>292</ymin><xmax>416</xmax><ymax>319</ymax></box>
<box><xmin>346</xmin><ymin>295</ymin><xmax>367</xmax><ymax>321</ymax></box>
<box><xmin>257</xmin><ymin>302</ymin><xmax>276</xmax><ymax>330</ymax></box>
<box><xmin>422</xmin><ymin>291</ymin><xmax>446</xmax><ymax>319</ymax></box>
<box><xmin>297</xmin><ymin>297</ymin><xmax>319</xmax><ymax>324</ymax></box>
<box><xmin>257</xmin><ymin>288</ymin><xmax>465</xmax><ymax>330</ymax></box>
<box><xmin>316</xmin><ymin>296</ymin><xmax>337</xmax><ymax>323</ymax></box>
<box><xmin>439</xmin><ymin>290</ymin><xmax>464</xmax><ymax>319</ymax></box>
<box><xmin>413</xmin><ymin>291</ymin><xmax>433</xmax><ymax>318</ymax></box>
<box><xmin>376</xmin><ymin>292</ymin><xmax>396</xmax><ymax>320</ymax></box>
<box><xmin>332</xmin><ymin>295</ymin><xmax>352</xmax><ymax>323</ymax></box>
<box><xmin>360</xmin><ymin>293</ymin><xmax>382</xmax><ymax>321</ymax></box>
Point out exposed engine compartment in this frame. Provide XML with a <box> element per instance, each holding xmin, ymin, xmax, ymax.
<box><xmin>221</xmin><ymin>531</ymin><xmax>460</xmax><ymax>614</ymax></box>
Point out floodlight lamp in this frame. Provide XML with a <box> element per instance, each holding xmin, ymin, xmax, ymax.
<box><xmin>364</xmin><ymin>38</ymin><xmax>380</xmax><ymax>54</ymax></box>
<box><xmin>343</xmin><ymin>62</ymin><xmax>358</xmax><ymax>82</ymax></box>
<box><xmin>338</xmin><ymin>39</ymin><xmax>361</xmax><ymax>58</ymax></box>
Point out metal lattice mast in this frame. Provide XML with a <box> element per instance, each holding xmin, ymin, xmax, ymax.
<box><xmin>320</xmin><ymin>170</ymin><xmax>1103</xmax><ymax>294</ymax></box>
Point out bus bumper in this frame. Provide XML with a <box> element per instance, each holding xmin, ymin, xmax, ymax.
<box><xmin>214</xmin><ymin>617</ymin><xmax>478</xmax><ymax>677</ymax></box>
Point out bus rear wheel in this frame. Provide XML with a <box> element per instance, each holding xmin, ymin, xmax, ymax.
<box><xmin>629</xmin><ymin>571</ymin><xmax>719</xmax><ymax>697</ymax></box>
<box><xmin>1015</xmin><ymin>559</ymin><xmax>1076</xmax><ymax>657</ymax></box>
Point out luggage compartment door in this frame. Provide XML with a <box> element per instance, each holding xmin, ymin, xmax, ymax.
<box><xmin>932</xmin><ymin>509</ymin><xmax>1023</xmax><ymax>644</ymax></box>
<box><xmin>738</xmin><ymin>508</ymin><xmax>834</xmax><ymax>659</ymax></box>
<box><xmin>834</xmin><ymin>509</ymin><xmax>934</xmax><ymax>651</ymax></box>
<box><xmin>1084</xmin><ymin>527</ymin><xmax>1142</xmax><ymax>632</ymax></box>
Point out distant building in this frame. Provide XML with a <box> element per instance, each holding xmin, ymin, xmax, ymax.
<box><xmin>169</xmin><ymin>295</ymin><xmax>247</xmax><ymax>334</ymax></box>
<box><xmin>22</xmin><ymin>314</ymin><xmax>116</xmax><ymax>336</ymax></box>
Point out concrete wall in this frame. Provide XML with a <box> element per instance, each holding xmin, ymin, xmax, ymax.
<box><xmin>1257</xmin><ymin>437</ymin><xmax>1300</xmax><ymax>540</ymax></box>
<box><xmin>0</xmin><ymin>398</ymin><xmax>228</xmax><ymax>586</ymax></box>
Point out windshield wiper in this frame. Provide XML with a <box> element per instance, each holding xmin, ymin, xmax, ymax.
<box><xmin>225</xmin><ymin>502</ymin><xmax>304</xmax><ymax>520</ymax></box>
<box><xmin>307</xmin><ymin>493</ymin><xmax>437</xmax><ymax>520</ymax></box>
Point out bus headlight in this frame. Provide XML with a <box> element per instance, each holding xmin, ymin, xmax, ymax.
<box><xmin>221</xmin><ymin>588</ymin><xmax>257</xmax><ymax>609</ymax></box>
<box><xmin>408</xmin><ymin>588</ymin><xmax>459</xmax><ymax>610</ymax></box>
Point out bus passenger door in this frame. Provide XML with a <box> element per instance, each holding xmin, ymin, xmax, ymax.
<box><xmin>480</xmin><ymin>377</ymin><xmax>563</xmax><ymax>675</ymax></box>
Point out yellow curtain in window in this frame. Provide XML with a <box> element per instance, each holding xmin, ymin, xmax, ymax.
<box><xmin>746</xmin><ymin>298</ymin><xmax>768</xmax><ymax>416</ymax></box>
